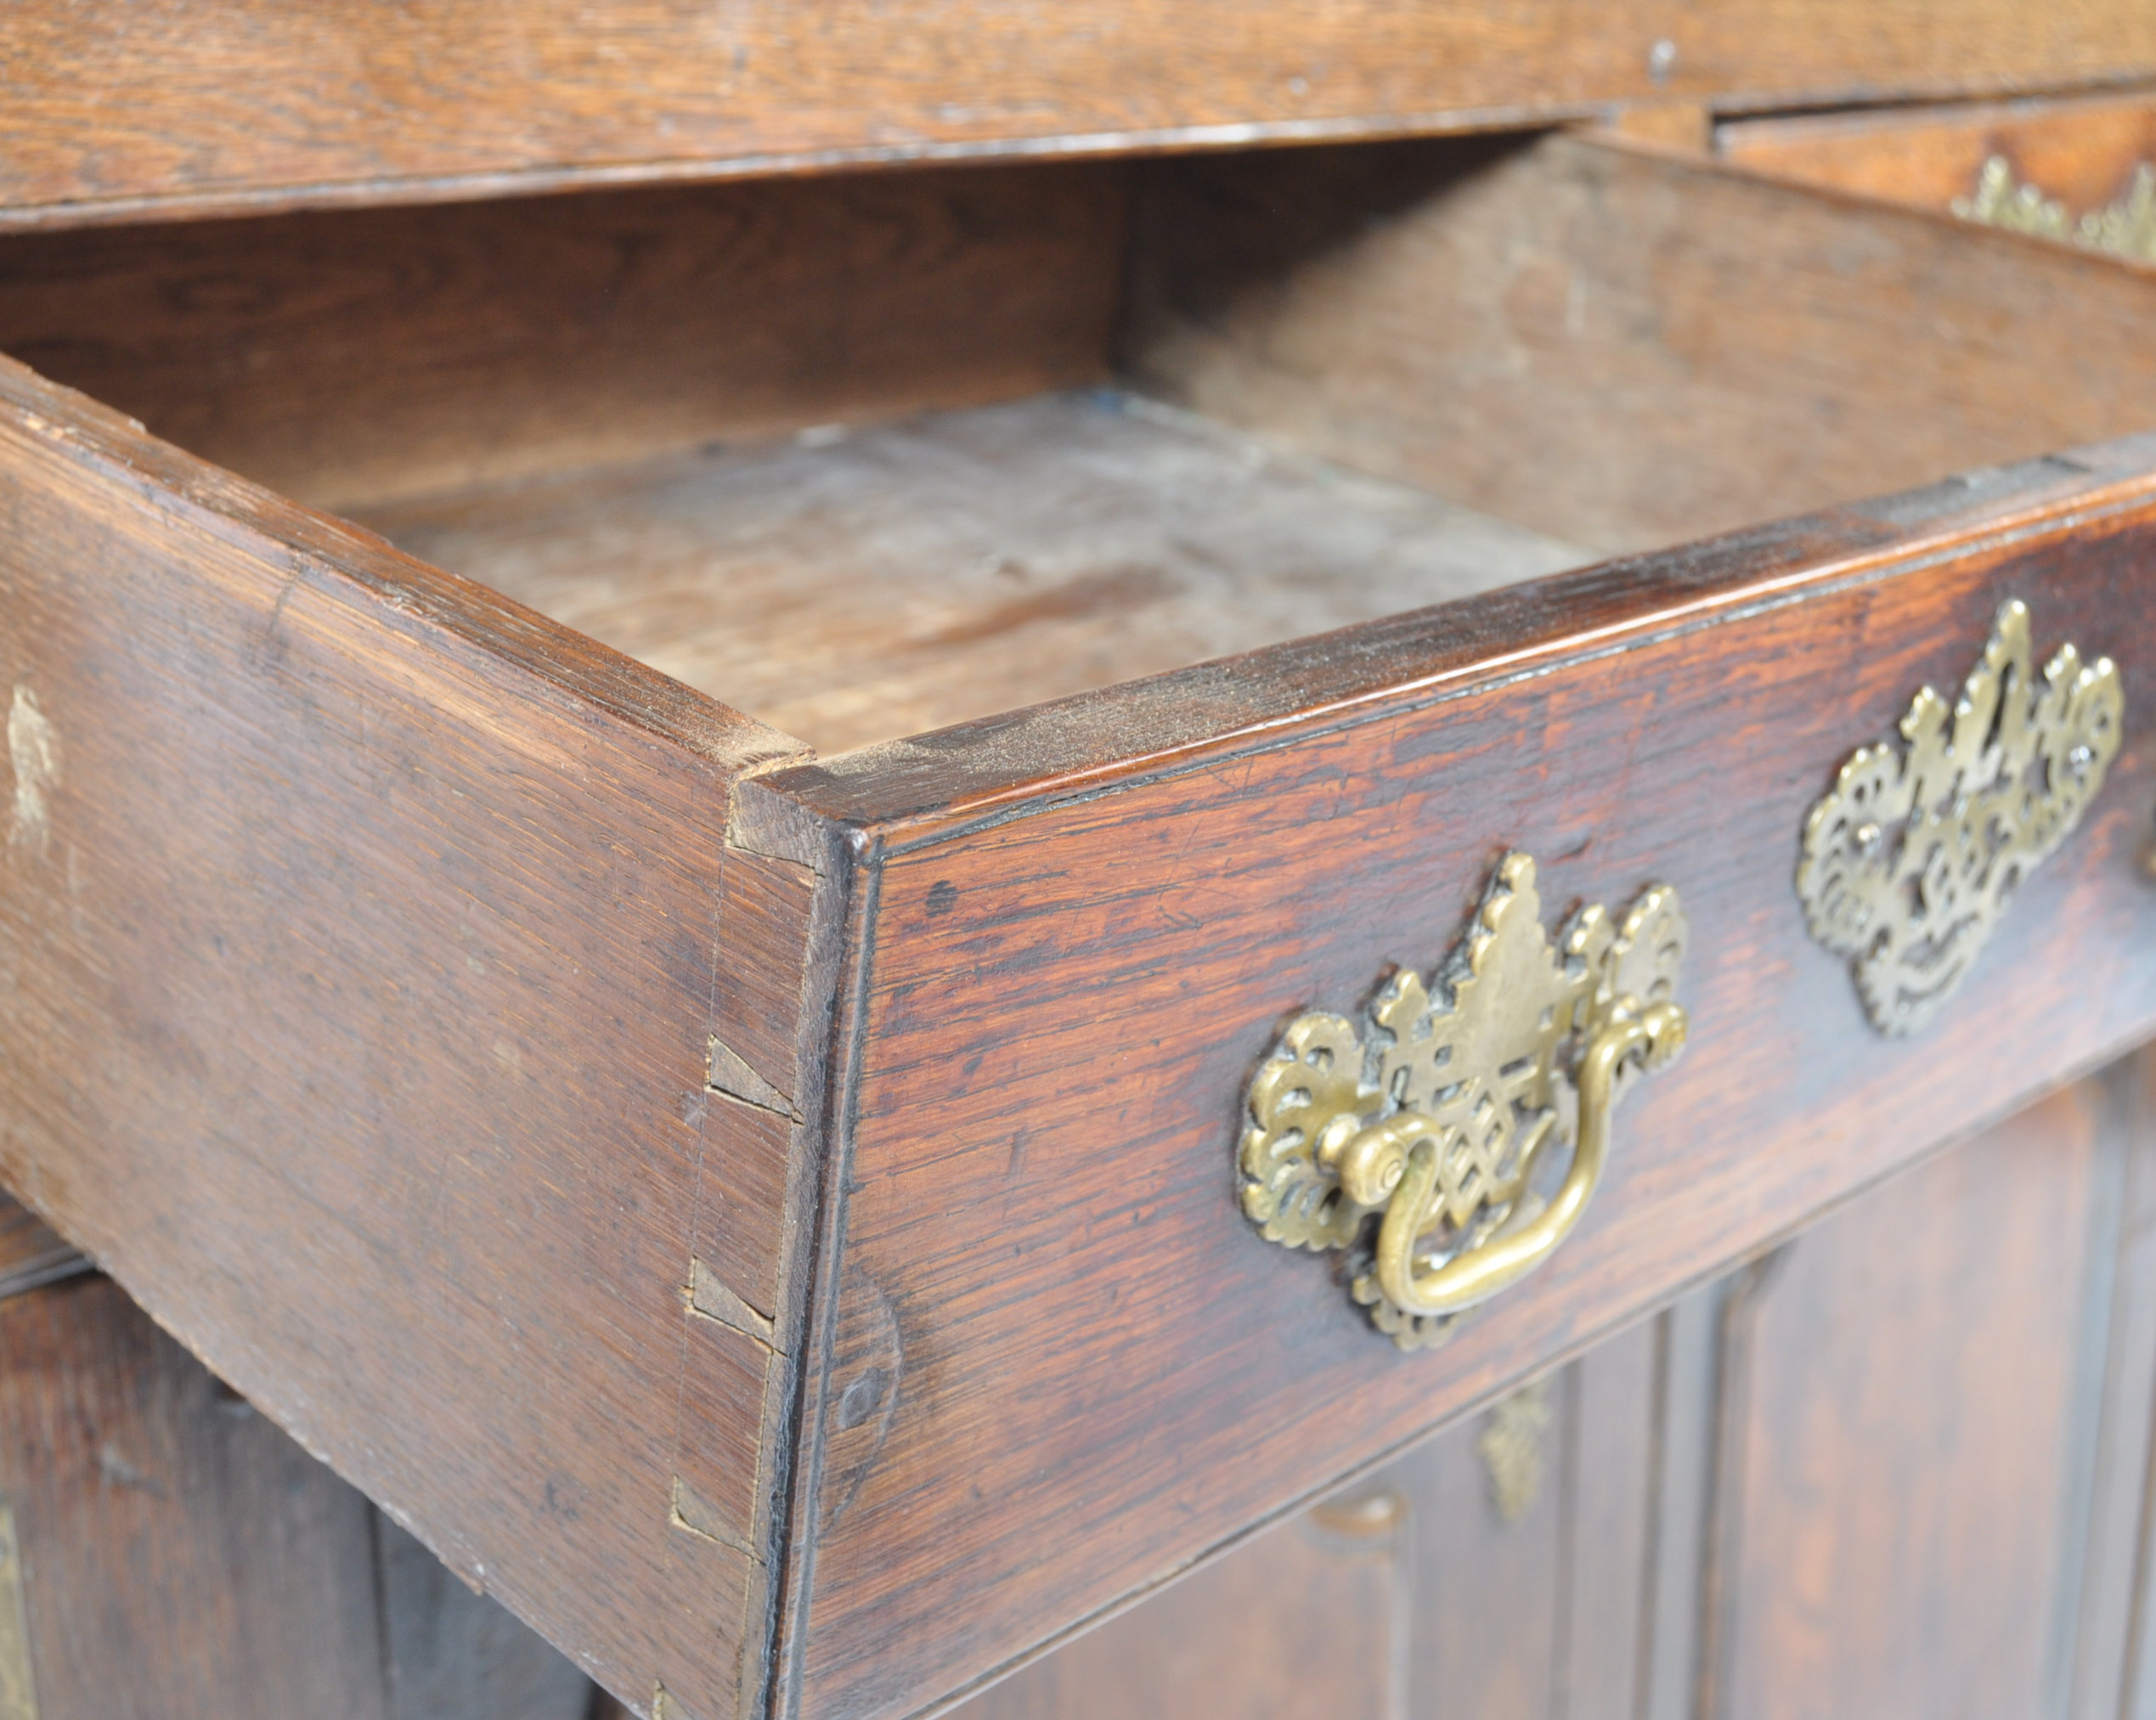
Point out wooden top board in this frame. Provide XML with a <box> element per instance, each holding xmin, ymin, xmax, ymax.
<box><xmin>6</xmin><ymin>1</ymin><xmax>2156</xmax><ymax>228</ymax></box>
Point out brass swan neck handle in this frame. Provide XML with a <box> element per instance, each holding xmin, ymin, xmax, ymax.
<box><xmin>1239</xmin><ymin>852</ymin><xmax>1690</xmax><ymax>1351</ymax></box>
<box><xmin>1367</xmin><ymin>998</ymin><xmax>1686</xmax><ymax>1320</ymax></box>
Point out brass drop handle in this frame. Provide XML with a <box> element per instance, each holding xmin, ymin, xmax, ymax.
<box><xmin>1239</xmin><ymin>853</ymin><xmax>1690</xmax><ymax>1351</ymax></box>
<box><xmin>1363</xmin><ymin>1000</ymin><xmax>1685</xmax><ymax>1319</ymax></box>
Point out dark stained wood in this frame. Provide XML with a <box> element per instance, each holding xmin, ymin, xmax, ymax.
<box><xmin>0</xmin><ymin>1269</ymin><xmax>592</xmax><ymax>1720</ymax></box>
<box><xmin>356</xmin><ymin>394</ymin><xmax>1583</xmax><ymax>755</ymax></box>
<box><xmin>765</xmin><ymin>445</ymin><xmax>2156</xmax><ymax>1720</ymax></box>
<box><xmin>1720</xmin><ymin>89</ymin><xmax>2156</xmax><ymax>223</ymax></box>
<box><xmin>1121</xmin><ymin>131</ymin><xmax>2156</xmax><ymax>555</ymax></box>
<box><xmin>0</xmin><ymin>1273</ymin><xmax>388</xmax><ymax>1719</ymax></box>
<box><xmin>0</xmin><ymin>350</ymin><xmax>832</xmax><ymax>1720</ymax></box>
<box><xmin>922</xmin><ymin>1061</ymin><xmax>2156</xmax><ymax>1720</ymax></box>
<box><xmin>0</xmin><ymin>166</ymin><xmax>1126</xmax><ymax>514</ymax></box>
<box><xmin>376</xmin><ymin>1515</ymin><xmax>597</xmax><ymax>1720</ymax></box>
<box><xmin>8</xmin><ymin>2</ymin><xmax>2156</xmax><ymax>229</ymax></box>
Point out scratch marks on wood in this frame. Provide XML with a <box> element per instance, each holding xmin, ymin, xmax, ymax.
<box><xmin>6</xmin><ymin>688</ymin><xmax>57</xmax><ymax>856</ymax></box>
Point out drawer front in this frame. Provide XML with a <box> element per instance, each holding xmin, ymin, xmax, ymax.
<box><xmin>773</xmin><ymin>445</ymin><xmax>2156</xmax><ymax>1719</ymax></box>
<box><xmin>0</xmin><ymin>358</ymin><xmax>821</xmax><ymax>1720</ymax></box>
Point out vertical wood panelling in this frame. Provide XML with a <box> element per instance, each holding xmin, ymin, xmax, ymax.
<box><xmin>1711</xmin><ymin>1087</ymin><xmax>2105</xmax><ymax>1720</ymax></box>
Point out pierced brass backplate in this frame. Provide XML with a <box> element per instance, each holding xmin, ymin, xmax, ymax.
<box><xmin>1239</xmin><ymin>853</ymin><xmax>1688</xmax><ymax>1351</ymax></box>
<box><xmin>1798</xmin><ymin>601</ymin><xmax>2122</xmax><ymax>1037</ymax></box>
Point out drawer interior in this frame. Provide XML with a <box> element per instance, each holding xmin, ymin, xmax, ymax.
<box><xmin>5</xmin><ymin>128</ymin><xmax>2153</xmax><ymax>754</ymax></box>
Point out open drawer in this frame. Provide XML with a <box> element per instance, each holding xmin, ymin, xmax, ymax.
<box><xmin>3</xmin><ymin>128</ymin><xmax>2156</xmax><ymax>1720</ymax></box>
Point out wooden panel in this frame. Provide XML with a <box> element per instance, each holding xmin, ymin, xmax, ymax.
<box><xmin>0</xmin><ymin>1269</ymin><xmax>592</xmax><ymax>1720</ymax></box>
<box><xmin>766</xmin><ymin>444</ymin><xmax>2156</xmax><ymax>1720</ymax></box>
<box><xmin>377</xmin><ymin>1517</ymin><xmax>597</xmax><ymax>1720</ymax></box>
<box><xmin>0</xmin><ymin>1272</ymin><xmax>388</xmax><ymax>1719</ymax></box>
<box><xmin>1720</xmin><ymin>89</ymin><xmax>2156</xmax><ymax>220</ymax></box>
<box><xmin>954</xmin><ymin>1482</ymin><xmax>1403</xmax><ymax>1720</ymax></box>
<box><xmin>0</xmin><ymin>166</ymin><xmax>1126</xmax><ymax>513</ymax></box>
<box><xmin>0</xmin><ymin>351</ymin><xmax>820</xmax><ymax>1720</ymax></box>
<box><xmin>8</xmin><ymin>3</ymin><xmax>2156</xmax><ymax>228</ymax></box>
<box><xmin>1123</xmin><ymin>132</ymin><xmax>2156</xmax><ymax>554</ymax></box>
<box><xmin>1708</xmin><ymin>1086</ymin><xmax>2111</xmax><ymax>1720</ymax></box>
<box><xmin>358</xmin><ymin>393</ymin><xmax>1584</xmax><ymax>754</ymax></box>
<box><xmin>945</xmin><ymin>1328</ymin><xmax>1668</xmax><ymax>1720</ymax></box>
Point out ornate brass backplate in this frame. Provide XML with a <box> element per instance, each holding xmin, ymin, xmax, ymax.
<box><xmin>1239</xmin><ymin>853</ymin><xmax>1688</xmax><ymax>1351</ymax></box>
<box><xmin>1797</xmin><ymin>601</ymin><xmax>2122</xmax><ymax>1036</ymax></box>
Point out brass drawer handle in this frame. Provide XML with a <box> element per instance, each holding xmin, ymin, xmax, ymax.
<box><xmin>1239</xmin><ymin>853</ymin><xmax>1688</xmax><ymax>1351</ymax></box>
<box><xmin>1798</xmin><ymin>601</ymin><xmax>2121</xmax><ymax>1036</ymax></box>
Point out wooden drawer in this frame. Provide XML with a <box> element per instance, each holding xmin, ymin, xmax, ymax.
<box><xmin>1</xmin><ymin>118</ymin><xmax>2154</xmax><ymax>1720</ymax></box>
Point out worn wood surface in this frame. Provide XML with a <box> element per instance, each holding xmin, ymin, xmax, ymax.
<box><xmin>8</xmin><ymin>2</ymin><xmax>2155</xmax><ymax>229</ymax></box>
<box><xmin>1720</xmin><ymin>89</ymin><xmax>2156</xmax><ymax>223</ymax></box>
<box><xmin>361</xmin><ymin>394</ymin><xmax>1583</xmax><ymax>754</ymax></box>
<box><xmin>0</xmin><ymin>166</ymin><xmax>1123</xmax><ymax>515</ymax></box>
<box><xmin>1123</xmin><ymin>131</ymin><xmax>2156</xmax><ymax>555</ymax></box>
<box><xmin>0</xmin><ymin>1271</ymin><xmax>593</xmax><ymax>1720</ymax></box>
<box><xmin>765</xmin><ymin>443</ymin><xmax>2156</xmax><ymax>1720</ymax></box>
<box><xmin>0</xmin><ymin>350</ymin><xmax>827</xmax><ymax>1720</ymax></box>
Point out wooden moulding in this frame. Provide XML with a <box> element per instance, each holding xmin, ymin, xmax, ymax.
<box><xmin>769</xmin><ymin>438</ymin><xmax>2156</xmax><ymax>1719</ymax></box>
<box><xmin>6</xmin><ymin>0</ymin><xmax>2156</xmax><ymax>228</ymax></box>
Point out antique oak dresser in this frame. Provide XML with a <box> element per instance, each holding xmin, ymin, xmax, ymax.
<box><xmin>5</xmin><ymin>6</ymin><xmax>2156</xmax><ymax>1719</ymax></box>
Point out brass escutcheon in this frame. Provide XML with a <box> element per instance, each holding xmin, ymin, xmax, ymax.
<box><xmin>1239</xmin><ymin>852</ymin><xmax>1689</xmax><ymax>1351</ymax></box>
<box><xmin>1797</xmin><ymin>601</ymin><xmax>2122</xmax><ymax>1036</ymax></box>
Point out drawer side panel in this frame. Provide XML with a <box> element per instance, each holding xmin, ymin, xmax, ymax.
<box><xmin>0</xmin><ymin>357</ymin><xmax>815</xmax><ymax>1720</ymax></box>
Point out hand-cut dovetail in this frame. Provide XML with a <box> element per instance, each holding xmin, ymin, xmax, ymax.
<box><xmin>707</xmin><ymin>1035</ymin><xmax>793</xmax><ymax>1118</ymax></box>
<box><xmin>688</xmin><ymin>1257</ymin><xmax>778</xmax><ymax>1351</ymax></box>
<box><xmin>669</xmin><ymin>1475</ymin><xmax>753</xmax><ymax>1556</ymax></box>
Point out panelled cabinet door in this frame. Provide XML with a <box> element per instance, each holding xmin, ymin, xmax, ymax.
<box><xmin>946</xmin><ymin>1048</ymin><xmax>2156</xmax><ymax>1720</ymax></box>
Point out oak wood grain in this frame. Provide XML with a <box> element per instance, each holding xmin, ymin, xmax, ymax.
<box><xmin>8</xmin><ymin>2</ymin><xmax>2155</xmax><ymax>229</ymax></box>
<box><xmin>766</xmin><ymin>443</ymin><xmax>2156</xmax><ymax>1720</ymax></box>
<box><xmin>1719</xmin><ymin>89</ymin><xmax>2156</xmax><ymax>223</ymax></box>
<box><xmin>357</xmin><ymin>394</ymin><xmax>1583</xmax><ymax>755</ymax></box>
<box><xmin>0</xmin><ymin>166</ymin><xmax>1126</xmax><ymax>514</ymax></box>
<box><xmin>1122</xmin><ymin>132</ymin><xmax>2156</xmax><ymax>554</ymax></box>
<box><xmin>0</xmin><ymin>350</ymin><xmax>820</xmax><ymax>1720</ymax></box>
